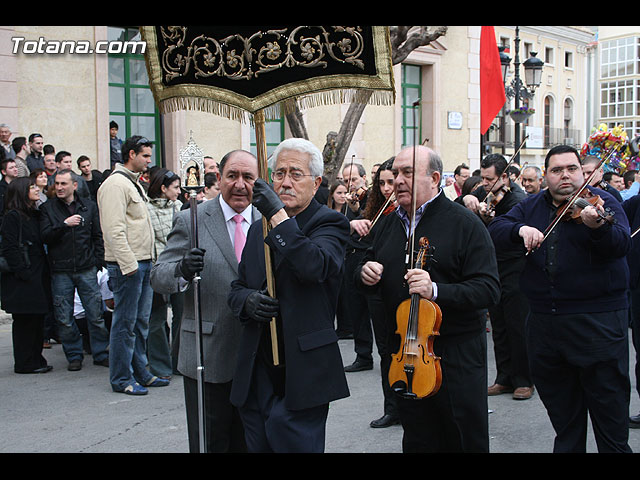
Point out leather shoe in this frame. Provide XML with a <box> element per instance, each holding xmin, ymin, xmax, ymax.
<box><xmin>67</xmin><ymin>360</ymin><xmax>82</xmax><ymax>371</ymax></box>
<box><xmin>344</xmin><ymin>360</ymin><xmax>373</xmax><ymax>372</ymax></box>
<box><xmin>513</xmin><ymin>386</ymin><xmax>535</xmax><ymax>400</ymax></box>
<box><xmin>487</xmin><ymin>383</ymin><xmax>513</xmax><ymax>396</ymax></box>
<box><xmin>630</xmin><ymin>413</ymin><xmax>640</xmax><ymax>429</ymax></box>
<box><xmin>370</xmin><ymin>414</ymin><xmax>400</xmax><ymax>428</ymax></box>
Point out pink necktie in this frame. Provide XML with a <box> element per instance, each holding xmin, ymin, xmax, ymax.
<box><xmin>233</xmin><ymin>214</ymin><xmax>246</xmax><ymax>262</ymax></box>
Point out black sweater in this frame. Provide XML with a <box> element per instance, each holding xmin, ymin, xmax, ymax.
<box><xmin>357</xmin><ymin>191</ymin><xmax>501</xmax><ymax>344</ymax></box>
<box><xmin>488</xmin><ymin>187</ymin><xmax>631</xmax><ymax>315</ymax></box>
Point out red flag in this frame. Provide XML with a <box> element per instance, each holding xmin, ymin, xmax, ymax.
<box><xmin>480</xmin><ymin>26</ymin><xmax>506</xmax><ymax>135</ymax></box>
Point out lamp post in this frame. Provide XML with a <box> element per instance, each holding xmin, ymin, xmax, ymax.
<box><xmin>500</xmin><ymin>26</ymin><xmax>544</xmax><ymax>163</ymax></box>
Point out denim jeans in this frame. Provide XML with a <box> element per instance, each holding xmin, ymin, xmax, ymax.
<box><xmin>107</xmin><ymin>260</ymin><xmax>155</xmax><ymax>391</ymax></box>
<box><xmin>52</xmin><ymin>267</ymin><xmax>109</xmax><ymax>363</ymax></box>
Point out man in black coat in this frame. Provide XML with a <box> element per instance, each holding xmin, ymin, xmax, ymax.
<box><xmin>40</xmin><ymin>169</ymin><xmax>109</xmax><ymax>371</ymax></box>
<box><xmin>458</xmin><ymin>154</ymin><xmax>533</xmax><ymax>400</ymax></box>
<box><xmin>227</xmin><ymin>138</ymin><xmax>350</xmax><ymax>453</ymax></box>
<box><xmin>357</xmin><ymin>145</ymin><xmax>500</xmax><ymax>452</ymax></box>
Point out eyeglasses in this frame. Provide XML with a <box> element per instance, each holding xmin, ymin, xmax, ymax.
<box><xmin>136</xmin><ymin>136</ymin><xmax>151</xmax><ymax>145</ymax></box>
<box><xmin>547</xmin><ymin>165</ymin><xmax>581</xmax><ymax>176</ymax></box>
<box><xmin>271</xmin><ymin>170</ymin><xmax>315</xmax><ymax>182</ymax></box>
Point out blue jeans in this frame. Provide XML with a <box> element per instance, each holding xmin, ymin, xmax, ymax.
<box><xmin>107</xmin><ymin>260</ymin><xmax>155</xmax><ymax>391</ymax></box>
<box><xmin>52</xmin><ymin>267</ymin><xmax>109</xmax><ymax>363</ymax></box>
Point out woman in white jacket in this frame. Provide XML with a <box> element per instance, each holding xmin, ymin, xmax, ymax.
<box><xmin>146</xmin><ymin>167</ymin><xmax>183</xmax><ymax>379</ymax></box>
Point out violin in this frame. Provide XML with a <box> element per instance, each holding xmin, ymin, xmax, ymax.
<box><xmin>483</xmin><ymin>185</ymin><xmax>510</xmax><ymax>214</ymax></box>
<box><xmin>347</xmin><ymin>186</ymin><xmax>368</xmax><ymax>203</ymax></box>
<box><xmin>389</xmin><ymin>236</ymin><xmax>442</xmax><ymax>400</ymax></box>
<box><xmin>556</xmin><ymin>189</ymin><xmax>617</xmax><ymax>225</ymax></box>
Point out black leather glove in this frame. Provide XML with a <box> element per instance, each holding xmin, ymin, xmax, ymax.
<box><xmin>243</xmin><ymin>288</ymin><xmax>280</xmax><ymax>323</ymax></box>
<box><xmin>178</xmin><ymin>247</ymin><xmax>206</xmax><ymax>280</ymax></box>
<box><xmin>252</xmin><ymin>178</ymin><xmax>285</xmax><ymax>221</ymax></box>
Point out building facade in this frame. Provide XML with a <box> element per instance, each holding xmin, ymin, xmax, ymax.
<box><xmin>1</xmin><ymin>25</ymin><xmax>609</xmax><ymax>182</ymax></box>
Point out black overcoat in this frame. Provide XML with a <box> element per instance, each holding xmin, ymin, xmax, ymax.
<box><xmin>228</xmin><ymin>198</ymin><xmax>351</xmax><ymax>411</ymax></box>
<box><xmin>1</xmin><ymin>209</ymin><xmax>51</xmax><ymax>314</ymax></box>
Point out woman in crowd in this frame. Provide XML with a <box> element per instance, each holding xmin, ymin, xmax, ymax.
<box><xmin>351</xmin><ymin>157</ymin><xmax>401</xmax><ymax>428</ymax></box>
<box><xmin>146</xmin><ymin>168</ymin><xmax>183</xmax><ymax>379</ymax></box>
<box><xmin>1</xmin><ymin>177</ymin><xmax>52</xmax><ymax>373</ymax></box>
<box><xmin>327</xmin><ymin>180</ymin><xmax>348</xmax><ymax>214</ymax></box>
<box><xmin>328</xmin><ymin>180</ymin><xmax>352</xmax><ymax>339</ymax></box>
<box><xmin>29</xmin><ymin>168</ymin><xmax>49</xmax><ymax>206</ymax></box>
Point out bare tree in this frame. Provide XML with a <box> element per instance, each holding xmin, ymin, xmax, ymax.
<box><xmin>285</xmin><ymin>26</ymin><xmax>448</xmax><ymax>183</ymax></box>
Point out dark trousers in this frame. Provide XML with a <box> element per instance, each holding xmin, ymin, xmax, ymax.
<box><xmin>183</xmin><ymin>376</ymin><xmax>247</xmax><ymax>453</ymax></box>
<box><xmin>335</xmin><ymin>273</ymin><xmax>353</xmax><ymax>337</ymax></box>
<box><xmin>368</xmin><ymin>294</ymin><xmax>397</xmax><ymax>418</ymax></box>
<box><xmin>629</xmin><ymin>285</ymin><xmax>640</xmax><ymax>401</ymax></box>
<box><xmin>12</xmin><ymin>313</ymin><xmax>48</xmax><ymax>373</ymax></box>
<box><xmin>238</xmin><ymin>360</ymin><xmax>329</xmax><ymax>453</ymax></box>
<box><xmin>527</xmin><ymin>310</ymin><xmax>632</xmax><ymax>453</ymax></box>
<box><xmin>396</xmin><ymin>332</ymin><xmax>489</xmax><ymax>453</ymax></box>
<box><xmin>489</xmin><ymin>266</ymin><xmax>532</xmax><ymax>388</ymax></box>
<box><xmin>345</xmin><ymin>250</ymin><xmax>373</xmax><ymax>364</ymax></box>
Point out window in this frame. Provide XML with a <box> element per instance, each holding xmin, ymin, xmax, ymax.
<box><xmin>545</xmin><ymin>47</ymin><xmax>554</xmax><ymax>65</ymax></box>
<box><xmin>600</xmin><ymin>79</ymin><xmax>636</xmax><ymax>119</ymax></box>
<box><xmin>108</xmin><ymin>26</ymin><xmax>162</xmax><ymax>166</ymax></box>
<box><xmin>564</xmin><ymin>51</ymin><xmax>573</xmax><ymax>69</ymax></box>
<box><xmin>250</xmin><ymin>115</ymin><xmax>284</xmax><ymax>160</ymax></box>
<box><xmin>544</xmin><ymin>96</ymin><xmax>554</xmax><ymax>146</ymax></box>
<box><xmin>601</xmin><ymin>36</ymin><xmax>637</xmax><ymax>79</ymax></box>
<box><xmin>402</xmin><ymin>64</ymin><xmax>422</xmax><ymax>148</ymax></box>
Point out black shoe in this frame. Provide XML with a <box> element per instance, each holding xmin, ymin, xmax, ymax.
<box><xmin>370</xmin><ymin>414</ymin><xmax>400</xmax><ymax>428</ymax></box>
<box><xmin>336</xmin><ymin>331</ymin><xmax>353</xmax><ymax>340</ymax></box>
<box><xmin>630</xmin><ymin>413</ymin><xmax>640</xmax><ymax>429</ymax></box>
<box><xmin>344</xmin><ymin>360</ymin><xmax>373</xmax><ymax>372</ymax></box>
<box><xmin>68</xmin><ymin>360</ymin><xmax>82</xmax><ymax>371</ymax></box>
<box><xmin>93</xmin><ymin>357</ymin><xmax>109</xmax><ymax>367</ymax></box>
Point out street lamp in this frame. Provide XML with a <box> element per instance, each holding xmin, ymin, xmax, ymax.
<box><xmin>500</xmin><ymin>26</ymin><xmax>543</xmax><ymax>163</ymax></box>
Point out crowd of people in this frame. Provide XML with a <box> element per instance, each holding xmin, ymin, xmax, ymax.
<box><xmin>2</xmin><ymin>119</ymin><xmax>640</xmax><ymax>453</ymax></box>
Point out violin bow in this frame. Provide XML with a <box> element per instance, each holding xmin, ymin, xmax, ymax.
<box><xmin>407</xmin><ymin>99</ymin><xmax>421</xmax><ymax>270</ymax></box>
<box><xmin>480</xmin><ymin>135</ymin><xmax>529</xmax><ymax>203</ymax></box>
<box><xmin>528</xmin><ymin>145</ymin><xmax>619</xmax><ymax>254</ymax></box>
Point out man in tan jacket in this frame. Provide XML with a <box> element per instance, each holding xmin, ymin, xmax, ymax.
<box><xmin>98</xmin><ymin>135</ymin><xmax>166</xmax><ymax>395</ymax></box>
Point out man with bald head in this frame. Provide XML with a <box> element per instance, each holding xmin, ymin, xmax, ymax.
<box><xmin>151</xmin><ymin>149</ymin><xmax>261</xmax><ymax>453</ymax></box>
<box><xmin>357</xmin><ymin>145</ymin><xmax>500</xmax><ymax>453</ymax></box>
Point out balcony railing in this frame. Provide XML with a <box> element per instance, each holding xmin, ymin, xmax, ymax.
<box><xmin>485</xmin><ymin>122</ymin><xmax>583</xmax><ymax>150</ymax></box>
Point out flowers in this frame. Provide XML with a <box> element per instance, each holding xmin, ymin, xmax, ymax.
<box><xmin>507</xmin><ymin>106</ymin><xmax>535</xmax><ymax>115</ymax></box>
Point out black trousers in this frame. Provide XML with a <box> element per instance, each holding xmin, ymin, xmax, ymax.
<box><xmin>367</xmin><ymin>293</ymin><xmax>397</xmax><ymax>418</ymax></box>
<box><xmin>345</xmin><ymin>249</ymin><xmax>373</xmax><ymax>364</ymax></box>
<box><xmin>489</xmin><ymin>265</ymin><xmax>532</xmax><ymax>388</ymax></box>
<box><xmin>12</xmin><ymin>313</ymin><xmax>48</xmax><ymax>373</ymax></box>
<box><xmin>183</xmin><ymin>376</ymin><xmax>247</xmax><ymax>453</ymax></box>
<box><xmin>527</xmin><ymin>309</ymin><xmax>632</xmax><ymax>453</ymax></box>
<box><xmin>238</xmin><ymin>359</ymin><xmax>329</xmax><ymax>453</ymax></box>
<box><xmin>396</xmin><ymin>332</ymin><xmax>489</xmax><ymax>453</ymax></box>
<box><xmin>629</xmin><ymin>285</ymin><xmax>640</xmax><ymax>401</ymax></box>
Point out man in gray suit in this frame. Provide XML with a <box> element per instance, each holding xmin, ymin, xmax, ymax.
<box><xmin>150</xmin><ymin>149</ymin><xmax>260</xmax><ymax>453</ymax></box>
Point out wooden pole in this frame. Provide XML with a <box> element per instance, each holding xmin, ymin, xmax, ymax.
<box><xmin>254</xmin><ymin>109</ymin><xmax>280</xmax><ymax>366</ymax></box>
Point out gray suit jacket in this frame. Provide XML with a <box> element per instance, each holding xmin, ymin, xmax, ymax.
<box><xmin>150</xmin><ymin>196</ymin><xmax>260</xmax><ymax>383</ymax></box>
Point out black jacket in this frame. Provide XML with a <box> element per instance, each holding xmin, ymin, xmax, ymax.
<box><xmin>357</xmin><ymin>191</ymin><xmax>501</xmax><ymax>344</ymax></box>
<box><xmin>40</xmin><ymin>193</ymin><xmax>104</xmax><ymax>273</ymax></box>
<box><xmin>0</xmin><ymin>209</ymin><xmax>51</xmax><ymax>314</ymax></box>
<box><xmin>228</xmin><ymin>198</ymin><xmax>351</xmax><ymax>411</ymax></box>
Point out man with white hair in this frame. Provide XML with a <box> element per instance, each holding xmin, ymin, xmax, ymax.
<box><xmin>228</xmin><ymin>137</ymin><xmax>351</xmax><ymax>452</ymax></box>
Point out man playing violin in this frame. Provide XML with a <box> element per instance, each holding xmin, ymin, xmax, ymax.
<box><xmin>458</xmin><ymin>154</ymin><xmax>534</xmax><ymax>400</ymax></box>
<box><xmin>488</xmin><ymin>145</ymin><xmax>633</xmax><ymax>453</ymax></box>
<box><xmin>357</xmin><ymin>145</ymin><xmax>500</xmax><ymax>452</ymax></box>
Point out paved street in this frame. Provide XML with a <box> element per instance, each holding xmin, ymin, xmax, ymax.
<box><xmin>1</xmin><ymin>311</ymin><xmax>639</xmax><ymax>453</ymax></box>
